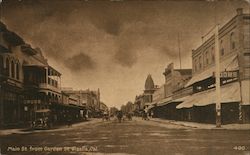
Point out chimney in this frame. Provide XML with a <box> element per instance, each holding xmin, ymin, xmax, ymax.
<box><xmin>236</xmin><ymin>8</ymin><xmax>243</xmax><ymax>15</ymax></box>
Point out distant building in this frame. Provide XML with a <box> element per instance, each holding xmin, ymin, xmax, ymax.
<box><xmin>100</xmin><ymin>102</ymin><xmax>109</xmax><ymax>114</ymax></box>
<box><xmin>149</xmin><ymin>63</ymin><xmax>192</xmax><ymax>119</ymax></box>
<box><xmin>134</xmin><ymin>74</ymin><xmax>158</xmax><ymax>113</ymax></box>
<box><xmin>62</xmin><ymin>88</ymin><xmax>101</xmax><ymax>117</ymax></box>
<box><xmin>163</xmin><ymin>63</ymin><xmax>192</xmax><ymax>98</ymax></box>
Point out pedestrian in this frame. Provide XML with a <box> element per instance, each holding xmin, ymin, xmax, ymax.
<box><xmin>117</xmin><ymin>111</ymin><xmax>123</xmax><ymax>123</ymax></box>
<box><xmin>67</xmin><ymin>116</ymin><xmax>72</xmax><ymax>127</ymax></box>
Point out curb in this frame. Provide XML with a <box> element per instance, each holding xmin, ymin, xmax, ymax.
<box><xmin>149</xmin><ymin>119</ymin><xmax>250</xmax><ymax>130</ymax></box>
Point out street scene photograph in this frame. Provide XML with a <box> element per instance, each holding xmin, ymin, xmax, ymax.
<box><xmin>0</xmin><ymin>0</ymin><xmax>250</xmax><ymax>155</ymax></box>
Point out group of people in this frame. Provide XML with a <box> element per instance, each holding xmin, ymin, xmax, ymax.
<box><xmin>102</xmin><ymin>110</ymin><xmax>152</xmax><ymax>123</ymax></box>
<box><xmin>142</xmin><ymin>111</ymin><xmax>150</xmax><ymax>120</ymax></box>
<box><xmin>115</xmin><ymin>111</ymin><xmax>133</xmax><ymax>123</ymax></box>
<box><xmin>31</xmin><ymin>116</ymin><xmax>53</xmax><ymax>129</ymax></box>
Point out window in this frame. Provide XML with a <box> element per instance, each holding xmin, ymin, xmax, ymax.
<box><xmin>230</xmin><ymin>32</ymin><xmax>236</xmax><ymax>50</ymax></box>
<box><xmin>205</xmin><ymin>51</ymin><xmax>209</xmax><ymax>65</ymax></box>
<box><xmin>211</xmin><ymin>47</ymin><xmax>215</xmax><ymax>62</ymax></box>
<box><xmin>220</xmin><ymin>40</ymin><xmax>224</xmax><ymax>56</ymax></box>
<box><xmin>0</xmin><ymin>55</ymin><xmax>3</xmax><ymax>73</ymax></box>
<box><xmin>6</xmin><ymin>58</ymin><xmax>10</xmax><ymax>76</ymax></box>
<box><xmin>16</xmin><ymin>62</ymin><xmax>19</xmax><ymax>80</ymax></box>
<box><xmin>244</xmin><ymin>53</ymin><xmax>250</xmax><ymax>66</ymax></box>
<box><xmin>199</xmin><ymin>56</ymin><xmax>202</xmax><ymax>69</ymax></box>
<box><xmin>11</xmin><ymin>60</ymin><xmax>15</xmax><ymax>78</ymax></box>
<box><xmin>194</xmin><ymin>59</ymin><xmax>198</xmax><ymax>72</ymax></box>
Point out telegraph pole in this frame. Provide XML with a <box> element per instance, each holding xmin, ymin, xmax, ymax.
<box><xmin>214</xmin><ymin>24</ymin><xmax>221</xmax><ymax>127</ymax></box>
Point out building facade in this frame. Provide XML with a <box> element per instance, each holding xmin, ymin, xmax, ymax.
<box><xmin>62</xmin><ymin>88</ymin><xmax>101</xmax><ymax>118</ymax></box>
<box><xmin>0</xmin><ymin>21</ymin><xmax>66</xmax><ymax>126</ymax></box>
<box><xmin>0</xmin><ymin>21</ymin><xmax>92</xmax><ymax>127</ymax></box>
<box><xmin>134</xmin><ymin>74</ymin><xmax>157</xmax><ymax>115</ymax></box>
<box><xmin>176</xmin><ymin>8</ymin><xmax>250</xmax><ymax>124</ymax></box>
<box><xmin>149</xmin><ymin>63</ymin><xmax>192</xmax><ymax>119</ymax></box>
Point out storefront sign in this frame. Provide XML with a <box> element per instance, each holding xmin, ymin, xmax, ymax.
<box><xmin>212</xmin><ymin>71</ymin><xmax>238</xmax><ymax>78</ymax></box>
<box><xmin>220</xmin><ymin>71</ymin><xmax>238</xmax><ymax>78</ymax></box>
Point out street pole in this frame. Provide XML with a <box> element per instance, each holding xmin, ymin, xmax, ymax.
<box><xmin>215</xmin><ymin>24</ymin><xmax>221</xmax><ymax>127</ymax></box>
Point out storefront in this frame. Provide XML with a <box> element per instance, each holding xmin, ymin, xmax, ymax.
<box><xmin>0</xmin><ymin>83</ymin><xmax>24</xmax><ymax>127</ymax></box>
<box><xmin>176</xmin><ymin>82</ymin><xmax>242</xmax><ymax>124</ymax></box>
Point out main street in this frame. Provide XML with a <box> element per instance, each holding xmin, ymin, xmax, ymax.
<box><xmin>0</xmin><ymin>118</ymin><xmax>250</xmax><ymax>155</ymax></box>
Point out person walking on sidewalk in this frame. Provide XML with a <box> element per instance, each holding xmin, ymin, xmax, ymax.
<box><xmin>67</xmin><ymin>115</ymin><xmax>72</xmax><ymax>127</ymax></box>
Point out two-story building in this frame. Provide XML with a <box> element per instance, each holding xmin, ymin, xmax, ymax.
<box><xmin>150</xmin><ymin>63</ymin><xmax>192</xmax><ymax>119</ymax></box>
<box><xmin>176</xmin><ymin>8</ymin><xmax>250</xmax><ymax>124</ymax></box>
<box><xmin>0</xmin><ymin>21</ymin><xmax>66</xmax><ymax>127</ymax></box>
<box><xmin>0</xmin><ymin>22</ymin><xmax>25</xmax><ymax>126</ymax></box>
<box><xmin>62</xmin><ymin>88</ymin><xmax>100</xmax><ymax>118</ymax></box>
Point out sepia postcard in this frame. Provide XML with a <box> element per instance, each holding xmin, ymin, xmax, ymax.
<box><xmin>0</xmin><ymin>0</ymin><xmax>250</xmax><ymax>155</ymax></box>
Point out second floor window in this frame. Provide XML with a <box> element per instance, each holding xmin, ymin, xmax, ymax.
<box><xmin>16</xmin><ymin>62</ymin><xmax>20</xmax><ymax>80</ymax></box>
<box><xmin>6</xmin><ymin>58</ymin><xmax>10</xmax><ymax>76</ymax></box>
<box><xmin>0</xmin><ymin>55</ymin><xmax>3</xmax><ymax>73</ymax></box>
<box><xmin>205</xmin><ymin>51</ymin><xmax>209</xmax><ymax>65</ymax></box>
<box><xmin>199</xmin><ymin>56</ymin><xmax>202</xmax><ymax>69</ymax></box>
<box><xmin>230</xmin><ymin>32</ymin><xmax>236</xmax><ymax>50</ymax></box>
<box><xmin>194</xmin><ymin>59</ymin><xmax>198</xmax><ymax>72</ymax></box>
<box><xmin>220</xmin><ymin>40</ymin><xmax>224</xmax><ymax>56</ymax></box>
<box><xmin>11</xmin><ymin>61</ymin><xmax>15</xmax><ymax>78</ymax></box>
<box><xmin>211</xmin><ymin>47</ymin><xmax>215</xmax><ymax>62</ymax></box>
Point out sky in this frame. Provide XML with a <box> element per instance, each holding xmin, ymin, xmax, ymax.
<box><xmin>0</xmin><ymin>0</ymin><xmax>249</xmax><ymax>108</ymax></box>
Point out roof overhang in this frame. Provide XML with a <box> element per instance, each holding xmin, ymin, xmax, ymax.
<box><xmin>3</xmin><ymin>31</ymin><xmax>25</xmax><ymax>46</ymax></box>
<box><xmin>177</xmin><ymin>82</ymin><xmax>241</xmax><ymax>109</ymax></box>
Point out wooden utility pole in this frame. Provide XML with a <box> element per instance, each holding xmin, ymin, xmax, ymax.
<box><xmin>214</xmin><ymin>24</ymin><xmax>221</xmax><ymax>127</ymax></box>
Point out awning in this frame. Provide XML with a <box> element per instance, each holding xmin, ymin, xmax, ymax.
<box><xmin>157</xmin><ymin>97</ymin><xmax>172</xmax><ymax>106</ymax></box>
<box><xmin>147</xmin><ymin>101</ymin><xmax>158</xmax><ymax>110</ymax></box>
<box><xmin>35</xmin><ymin>109</ymin><xmax>51</xmax><ymax>113</ymax></box>
<box><xmin>157</xmin><ymin>96</ymin><xmax>189</xmax><ymax>107</ymax></box>
<box><xmin>173</xmin><ymin>95</ymin><xmax>190</xmax><ymax>103</ymax></box>
<box><xmin>177</xmin><ymin>82</ymin><xmax>241</xmax><ymax>109</ymax></box>
<box><xmin>144</xmin><ymin>102</ymin><xmax>152</xmax><ymax>106</ymax></box>
<box><xmin>241</xmin><ymin>80</ymin><xmax>250</xmax><ymax>105</ymax></box>
<box><xmin>186</xmin><ymin>54</ymin><xmax>239</xmax><ymax>87</ymax></box>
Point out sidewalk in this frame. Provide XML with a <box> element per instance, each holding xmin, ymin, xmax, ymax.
<box><xmin>0</xmin><ymin>118</ymin><xmax>102</xmax><ymax>136</ymax></box>
<box><xmin>149</xmin><ymin>118</ymin><xmax>250</xmax><ymax>130</ymax></box>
